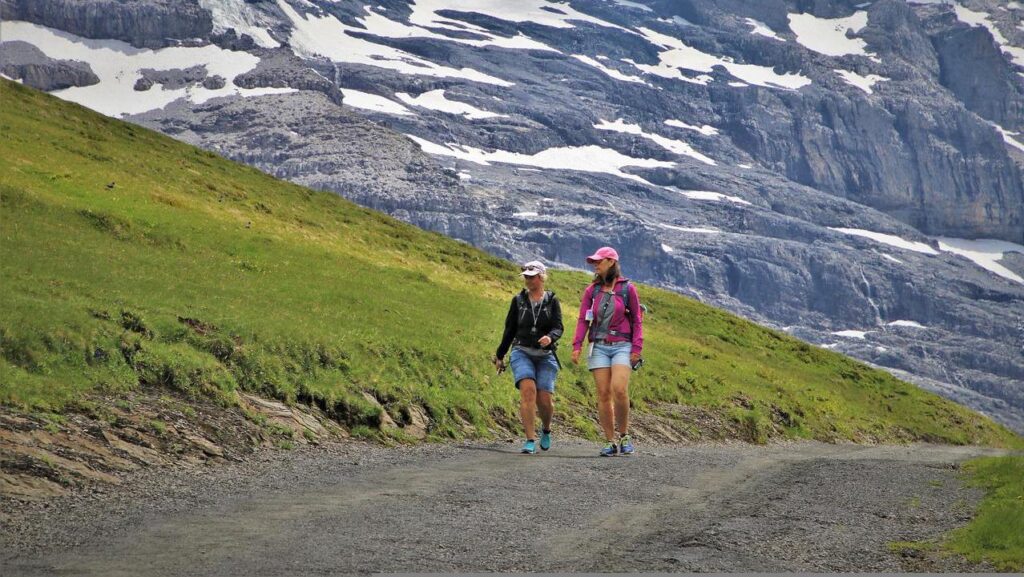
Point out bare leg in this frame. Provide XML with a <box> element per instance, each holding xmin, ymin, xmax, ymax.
<box><xmin>610</xmin><ymin>365</ymin><xmax>631</xmax><ymax>435</ymax></box>
<box><xmin>519</xmin><ymin>379</ymin><xmax>537</xmax><ymax>440</ymax></box>
<box><xmin>592</xmin><ymin>368</ymin><xmax>615</xmax><ymax>441</ymax></box>
<box><xmin>536</xmin><ymin>390</ymin><xmax>553</xmax><ymax>432</ymax></box>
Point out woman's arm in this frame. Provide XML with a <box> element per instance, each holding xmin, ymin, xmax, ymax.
<box><xmin>572</xmin><ymin>285</ymin><xmax>593</xmax><ymax>352</ymax></box>
<box><xmin>628</xmin><ymin>283</ymin><xmax>643</xmax><ymax>356</ymax></box>
<box><xmin>547</xmin><ymin>295</ymin><xmax>564</xmax><ymax>345</ymax></box>
<box><xmin>495</xmin><ymin>297</ymin><xmax>518</xmax><ymax>359</ymax></box>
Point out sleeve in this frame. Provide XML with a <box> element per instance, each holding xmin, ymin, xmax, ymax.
<box><xmin>495</xmin><ymin>296</ymin><xmax>518</xmax><ymax>360</ymax></box>
<box><xmin>546</xmin><ymin>294</ymin><xmax>563</xmax><ymax>345</ymax></box>
<box><xmin>572</xmin><ymin>285</ymin><xmax>593</xmax><ymax>353</ymax></box>
<box><xmin>628</xmin><ymin>283</ymin><xmax>643</xmax><ymax>356</ymax></box>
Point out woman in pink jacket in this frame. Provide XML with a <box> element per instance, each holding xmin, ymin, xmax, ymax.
<box><xmin>571</xmin><ymin>247</ymin><xmax>644</xmax><ymax>456</ymax></box>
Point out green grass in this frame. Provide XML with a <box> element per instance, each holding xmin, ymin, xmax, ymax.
<box><xmin>946</xmin><ymin>456</ymin><xmax>1024</xmax><ymax>570</ymax></box>
<box><xmin>1</xmin><ymin>80</ymin><xmax>1022</xmax><ymax>447</ymax></box>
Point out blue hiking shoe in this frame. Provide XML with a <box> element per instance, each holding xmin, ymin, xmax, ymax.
<box><xmin>540</xmin><ymin>431</ymin><xmax>551</xmax><ymax>451</ymax></box>
<box><xmin>599</xmin><ymin>441</ymin><xmax>617</xmax><ymax>457</ymax></box>
<box><xmin>521</xmin><ymin>439</ymin><xmax>537</xmax><ymax>454</ymax></box>
<box><xmin>619</xmin><ymin>434</ymin><xmax>635</xmax><ymax>456</ymax></box>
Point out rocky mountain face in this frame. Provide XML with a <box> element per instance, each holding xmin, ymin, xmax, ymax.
<box><xmin>3</xmin><ymin>0</ymin><xmax>1023</xmax><ymax>433</ymax></box>
<box><xmin>0</xmin><ymin>0</ymin><xmax>213</xmax><ymax>48</ymax></box>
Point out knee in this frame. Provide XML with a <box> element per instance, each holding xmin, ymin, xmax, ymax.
<box><xmin>519</xmin><ymin>381</ymin><xmax>537</xmax><ymax>402</ymax></box>
<box><xmin>597</xmin><ymin>389</ymin><xmax>613</xmax><ymax>404</ymax></box>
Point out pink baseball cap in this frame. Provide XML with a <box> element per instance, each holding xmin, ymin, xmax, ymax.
<box><xmin>585</xmin><ymin>246</ymin><xmax>619</xmax><ymax>263</ymax></box>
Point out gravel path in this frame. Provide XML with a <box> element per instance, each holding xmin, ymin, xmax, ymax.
<box><xmin>0</xmin><ymin>439</ymin><xmax>1007</xmax><ymax>575</ymax></box>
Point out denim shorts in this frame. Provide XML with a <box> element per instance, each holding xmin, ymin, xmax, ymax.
<box><xmin>510</xmin><ymin>348</ymin><xmax>559</xmax><ymax>393</ymax></box>
<box><xmin>587</xmin><ymin>341</ymin><xmax>632</xmax><ymax>370</ymax></box>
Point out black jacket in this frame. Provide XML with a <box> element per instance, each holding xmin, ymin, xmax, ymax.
<box><xmin>495</xmin><ymin>290</ymin><xmax>564</xmax><ymax>359</ymax></box>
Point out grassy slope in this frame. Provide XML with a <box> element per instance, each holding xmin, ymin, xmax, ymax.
<box><xmin>1</xmin><ymin>80</ymin><xmax>1021</xmax><ymax>447</ymax></box>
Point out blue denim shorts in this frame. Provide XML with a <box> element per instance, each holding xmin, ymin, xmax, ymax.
<box><xmin>510</xmin><ymin>348</ymin><xmax>559</xmax><ymax>393</ymax></box>
<box><xmin>587</xmin><ymin>341</ymin><xmax>632</xmax><ymax>370</ymax></box>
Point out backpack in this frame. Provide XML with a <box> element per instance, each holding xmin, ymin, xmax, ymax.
<box><xmin>589</xmin><ymin>281</ymin><xmax>645</xmax><ymax>337</ymax></box>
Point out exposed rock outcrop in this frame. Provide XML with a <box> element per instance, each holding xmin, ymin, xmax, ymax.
<box><xmin>0</xmin><ymin>41</ymin><xmax>99</xmax><ymax>90</ymax></box>
<box><xmin>0</xmin><ymin>0</ymin><xmax>213</xmax><ymax>49</ymax></box>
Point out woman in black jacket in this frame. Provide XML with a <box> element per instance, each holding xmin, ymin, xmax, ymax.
<box><xmin>493</xmin><ymin>261</ymin><xmax>563</xmax><ymax>454</ymax></box>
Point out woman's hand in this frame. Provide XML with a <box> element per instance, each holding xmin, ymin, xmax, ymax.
<box><xmin>571</xmin><ymin>349</ymin><xmax>581</xmax><ymax>364</ymax></box>
<box><xmin>492</xmin><ymin>356</ymin><xmax>505</xmax><ymax>373</ymax></box>
<box><xmin>630</xmin><ymin>353</ymin><xmax>641</xmax><ymax>366</ymax></box>
<box><xmin>538</xmin><ymin>335</ymin><xmax>552</xmax><ymax>348</ymax></box>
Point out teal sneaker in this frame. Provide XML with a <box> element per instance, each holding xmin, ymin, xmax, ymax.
<box><xmin>599</xmin><ymin>441</ymin><xmax>617</xmax><ymax>457</ymax></box>
<box><xmin>521</xmin><ymin>439</ymin><xmax>537</xmax><ymax>454</ymax></box>
<box><xmin>619</xmin><ymin>434</ymin><xmax>635</xmax><ymax>456</ymax></box>
<box><xmin>540</xmin><ymin>431</ymin><xmax>551</xmax><ymax>451</ymax></box>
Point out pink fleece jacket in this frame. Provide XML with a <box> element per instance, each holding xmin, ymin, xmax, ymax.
<box><xmin>572</xmin><ymin>278</ymin><xmax>644</xmax><ymax>355</ymax></box>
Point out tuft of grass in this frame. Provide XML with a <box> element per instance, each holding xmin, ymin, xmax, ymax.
<box><xmin>945</xmin><ymin>456</ymin><xmax>1024</xmax><ymax>570</ymax></box>
<box><xmin>0</xmin><ymin>80</ymin><xmax>1022</xmax><ymax>447</ymax></box>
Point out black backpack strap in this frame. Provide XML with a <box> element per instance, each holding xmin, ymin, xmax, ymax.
<box><xmin>620</xmin><ymin>281</ymin><xmax>634</xmax><ymax>331</ymax></box>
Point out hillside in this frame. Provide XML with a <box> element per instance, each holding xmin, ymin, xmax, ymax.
<box><xmin>5</xmin><ymin>0</ymin><xmax>1023</xmax><ymax>434</ymax></box>
<box><xmin>1</xmin><ymin>80</ymin><xmax>1021</xmax><ymax>469</ymax></box>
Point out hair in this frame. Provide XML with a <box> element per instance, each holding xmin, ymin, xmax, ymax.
<box><xmin>592</xmin><ymin>261</ymin><xmax>621</xmax><ymax>285</ymax></box>
<box><xmin>524</xmin><ymin>271</ymin><xmax>548</xmax><ymax>282</ymax></box>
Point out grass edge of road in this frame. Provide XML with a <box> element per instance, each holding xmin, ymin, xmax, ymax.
<box><xmin>946</xmin><ymin>455</ymin><xmax>1024</xmax><ymax>571</ymax></box>
<box><xmin>890</xmin><ymin>454</ymin><xmax>1024</xmax><ymax>570</ymax></box>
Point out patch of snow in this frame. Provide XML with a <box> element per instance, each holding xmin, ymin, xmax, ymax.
<box><xmin>362</xmin><ymin>3</ymin><xmax>557</xmax><ymax>52</ymax></box>
<box><xmin>572</xmin><ymin>55</ymin><xmax>649</xmax><ymax>85</ymax></box>
<box><xmin>408</xmin><ymin>0</ymin><xmax>629</xmax><ymax>34</ymax></box>
<box><xmin>788</xmin><ymin>11</ymin><xmax>876</xmax><ymax>59</ymax></box>
<box><xmin>199</xmin><ymin>0</ymin><xmax>279</xmax><ymax>48</ymax></box>
<box><xmin>661</xmin><ymin>243</ymin><xmax>674</xmax><ymax>253</ymax></box>
<box><xmin>834</xmin><ymin>69</ymin><xmax>888</xmax><ymax>94</ymax></box>
<box><xmin>664</xmin><ymin>119</ymin><xmax>719</xmax><ymax>135</ymax></box>
<box><xmin>832</xmin><ymin>330</ymin><xmax>869</xmax><ymax>339</ymax></box>
<box><xmin>880</xmin><ymin>253</ymin><xmax>904</xmax><ymax>264</ymax></box>
<box><xmin>406</xmin><ymin>135</ymin><xmax>675</xmax><ymax>185</ymax></box>
<box><xmin>658</xmin><ymin>223</ymin><xmax>720</xmax><ymax>234</ymax></box>
<box><xmin>513</xmin><ymin>211</ymin><xmax>539</xmax><ymax>217</ymax></box>
<box><xmin>611</xmin><ymin>0</ymin><xmax>653</xmax><ymax>11</ymax></box>
<box><xmin>988</xmin><ymin>122</ymin><xmax>1024</xmax><ymax>153</ymax></box>
<box><xmin>951</xmin><ymin>4</ymin><xmax>1024</xmax><ymax>69</ymax></box>
<box><xmin>935</xmin><ymin>237</ymin><xmax>1024</xmax><ymax>284</ymax></box>
<box><xmin>595</xmin><ymin>118</ymin><xmax>716</xmax><ymax>165</ymax></box>
<box><xmin>829</xmin><ymin>227</ymin><xmax>940</xmax><ymax>255</ymax></box>
<box><xmin>278</xmin><ymin>0</ymin><xmax>513</xmax><ymax>86</ymax></box>
<box><xmin>458</xmin><ymin>172</ymin><xmax>472</xmax><ymax>180</ymax></box>
<box><xmin>887</xmin><ymin>320</ymin><xmax>926</xmax><ymax>328</ymax></box>
<box><xmin>341</xmin><ymin>89</ymin><xmax>414</xmax><ymax>115</ymax></box>
<box><xmin>737</xmin><ymin>163</ymin><xmax>753</xmax><ymax>169</ymax></box>
<box><xmin>672</xmin><ymin>188</ymin><xmax>752</xmax><ymax>206</ymax></box>
<box><xmin>745</xmin><ymin>18</ymin><xmax>784</xmax><ymax>41</ymax></box>
<box><xmin>634</xmin><ymin>27</ymin><xmax>812</xmax><ymax>89</ymax></box>
<box><xmin>728</xmin><ymin>81</ymin><xmax>749</xmax><ymax>87</ymax></box>
<box><xmin>395</xmin><ymin>89</ymin><xmax>504</xmax><ymax>119</ymax></box>
<box><xmin>3</xmin><ymin>21</ymin><xmax>295</xmax><ymax>117</ymax></box>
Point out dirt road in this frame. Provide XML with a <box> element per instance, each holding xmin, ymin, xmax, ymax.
<box><xmin>1</xmin><ymin>440</ymin><xmax>1006</xmax><ymax>575</ymax></box>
